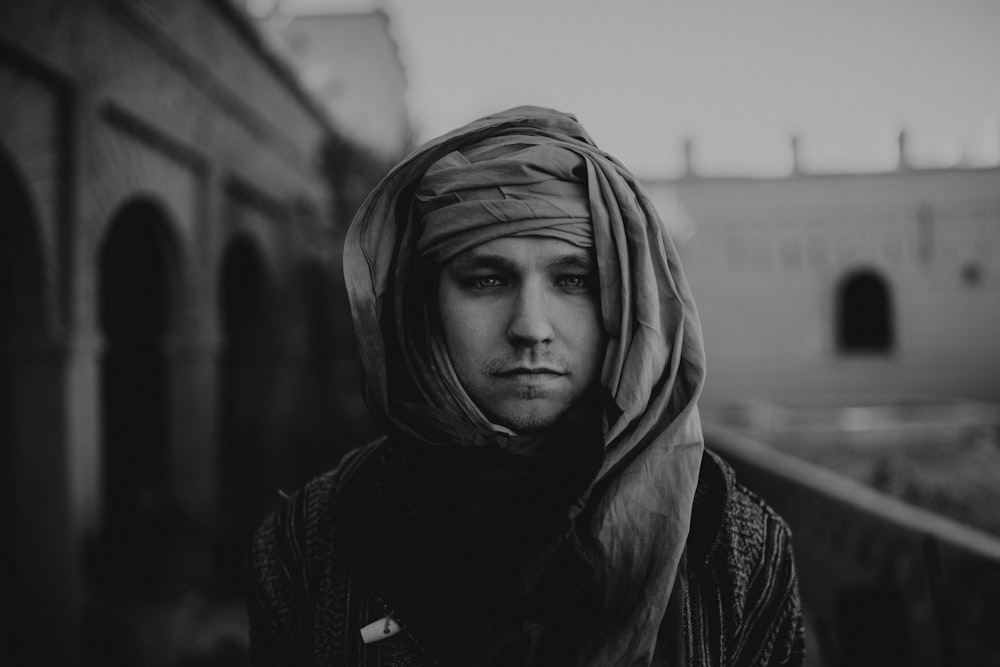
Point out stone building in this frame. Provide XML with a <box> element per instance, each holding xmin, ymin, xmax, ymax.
<box><xmin>256</xmin><ymin>4</ymin><xmax>412</xmax><ymax>161</ymax></box>
<box><xmin>645</xmin><ymin>145</ymin><xmax>1000</xmax><ymax>409</ymax></box>
<box><xmin>0</xmin><ymin>0</ymin><xmax>371</xmax><ymax>662</ymax></box>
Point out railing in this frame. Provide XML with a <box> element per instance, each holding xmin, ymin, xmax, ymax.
<box><xmin>704</xmin><ymin>421</ymin><xmax>1000</xmax><ymax>667</ymax></box>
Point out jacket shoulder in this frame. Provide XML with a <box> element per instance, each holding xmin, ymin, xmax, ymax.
<box><xmin>246</xmin><ymin>439</ymin><xmax>386</xmax><ymax>662</ymax></box>
<box><xmin>687</xmin><ymin>450</ymin><xmax>805</xmax><ymax>666</ymax></box>
<box><xmin>691</xmin><ymin>450</ymin><xmax>795</xmax><ymax>571</ymax></box>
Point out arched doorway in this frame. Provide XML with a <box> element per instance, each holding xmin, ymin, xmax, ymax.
<box><xmin>288</xmin><ymin>261</ymin><xmax>379</xmax><ymax>479</ymax></box>
<box><xmin>286</xmin><ymin>263</ymin><xmax>340</xmax><ymax>484</ymax></box>
<box><xmin>0</xmin><ymin>149</ymin><xmax>47</xmax><ymax>651</ymax></box>
<box><xmin>97</xmin><ymin>198</ymin><xmax>178</xmax><ymax>598</ymax></box>
<box><xmin>217</xmin><ymin>235</ymin><xmax>273</xmax><ymax>588</ymax></box>
<box><xmin>836</xmin><ymin>268</ymin><xmax>894</xmax><ymax>354</ymax></box>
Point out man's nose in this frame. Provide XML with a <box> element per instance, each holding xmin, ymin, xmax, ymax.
<box><xmin>507</xmin><ymin>283</ymin><xmax>554</xmax><ymax>345</ymax></box>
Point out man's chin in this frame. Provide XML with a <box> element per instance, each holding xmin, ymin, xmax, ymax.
<box><xmin>486</xmin><ymin>400</ymin><xmax>567</xmax><ymax>435</ymax></box>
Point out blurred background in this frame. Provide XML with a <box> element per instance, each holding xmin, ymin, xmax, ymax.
<box><xmin>1</xmin><ymin>0</ymin><xmax>998</xmax><ymax>664</ymax></box>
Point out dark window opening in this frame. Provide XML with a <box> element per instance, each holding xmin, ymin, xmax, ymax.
<box><xmin>961</xmin><ymin>261</ymin><xmax>982</xmax><ymax>288</ymax></box>
<box><xmin>836</xmin><ymin>269</ymin><xmax>894</xmax><ymax>355</ymax></box>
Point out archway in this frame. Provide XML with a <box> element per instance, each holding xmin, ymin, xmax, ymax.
<box><xmin>0</xmin><ymin>149</ymin><xmax>48</xmax><ymax>650</ymax></box>
<box><xmin>97</xmin><ymin>198</ymin><xmax>178</xmax><ymax>597</ymax></box>
<box><xmin>286</xmin><ymin>263</ymin><xmax>341</xmax><ymax>484</ymax></box>
<box><xmin>836</xmin><ymin>268</ymin><xmax>894</xmax><ymax>354</ymax></box>
<box><xmin>217</xmin><ymin>235</ymin><xmax>274</xmax><ymax>588</ymax></box>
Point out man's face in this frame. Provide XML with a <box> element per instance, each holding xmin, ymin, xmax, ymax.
<box><xmin>437</xmin><ymin>236</ymin><xmax>605</xmax><ymax>434</ymax></box>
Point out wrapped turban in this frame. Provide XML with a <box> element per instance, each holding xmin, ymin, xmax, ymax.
<box><xmin>413</xmin><ymin>141</ymin><xmax>594</xmax><ymax>262</ymax></box>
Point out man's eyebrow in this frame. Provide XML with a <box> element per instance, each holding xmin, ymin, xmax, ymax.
<box><xmin>445</xmin><ymin>252</ymin><xmax>517</xmax><ymax>273</ymax></box>
<box><xmin>445</xmin><ymin>248</ymin><xmax>598</xmax><ymax>273</ymax></box>
<box><xmin>547</xmin><ymin>252</ymin><xmax>597</xmax><ymax>271</ymax></box>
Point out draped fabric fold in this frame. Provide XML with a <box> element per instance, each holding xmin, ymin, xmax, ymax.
<box><xmin>414</xmin><ymin>140</ymin><xmax>594</xmax><ymax>263</ymax></box>
<box><xmin>343</xmin><ymin>105</ymin><xmax>706</xmax><ymax>665</ymax></box>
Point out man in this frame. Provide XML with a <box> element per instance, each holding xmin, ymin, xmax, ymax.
<box><xmin>248</xmin><ymin>106</ymin><xmax>805</xmax><ymax>666</ymax></box>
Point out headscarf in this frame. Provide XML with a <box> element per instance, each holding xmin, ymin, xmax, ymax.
<box><xmin>344</xmin><ymin>106</ymin><xmax>706</xmax><ymax>665</ymax></box>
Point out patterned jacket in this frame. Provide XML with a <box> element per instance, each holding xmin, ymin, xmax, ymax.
<box><xmin>248</xmin><ymin>443</ymin><xmax>805</xmax><ymax>666</ymax></box>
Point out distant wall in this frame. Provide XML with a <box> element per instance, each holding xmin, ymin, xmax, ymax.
<box><xmin>647</xmin><ymin>168</ymin><xmax>1000</xmax><ymax>406</ymax></box>
<box><xmin>706</xmin><ymin>422</ymin><xmax>1000</xmax><ymax>667</ymax></box>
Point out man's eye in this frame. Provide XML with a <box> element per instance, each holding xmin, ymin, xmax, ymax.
<box><xmin>557</xmin><ymin>275</ymin><xmax>591</xmax><ymax>290</ymax></box>
<box><xmin>468</xmin><ymin>276</ymin><xmax>503</xmax><ymax>289</ymax></box>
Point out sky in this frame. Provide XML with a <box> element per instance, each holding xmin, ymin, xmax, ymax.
<box><xmin>275</xmin><ymin>0</ymin><xmax>1000</xmax><ymax>178</ymax></box>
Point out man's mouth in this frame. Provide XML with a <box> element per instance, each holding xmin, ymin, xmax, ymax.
<box><xmin>493</xmin><ymin>367</ymin><xmax>565</xmax><ymax>378</ymax></box>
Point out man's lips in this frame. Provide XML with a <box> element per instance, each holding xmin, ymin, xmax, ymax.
<box><xmin>492</xmin><ymin>367</ymin><xmax>565</xmax><ymax>377</ymax></box>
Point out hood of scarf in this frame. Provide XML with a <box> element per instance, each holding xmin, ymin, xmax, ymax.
<box><xmin>343</xmin><ymin>106</ymin><xmax>706</xmax><ymax>665</ymax></box>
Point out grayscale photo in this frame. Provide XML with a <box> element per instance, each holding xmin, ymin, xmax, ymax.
<box><xmin>2</xmin><ymin>1</ymin><xmax>998</xmax><ymax>665</ymax></box>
